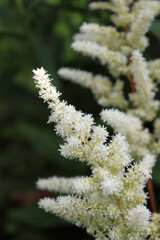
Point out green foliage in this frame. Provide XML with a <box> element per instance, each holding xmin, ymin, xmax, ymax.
<box><xmin>7</xmin><ymin>204</ymin><xmax>67</xmax><ymax>229</ymax></box>
<box><xmin>0</xmin><ymin>0</ymin><xmax>93</xmax><ymax>239</ymax></box>
<box><xmin>46</xmin><ymin>0</ymin><xmax>62</xmax><ymax>5</ymax></box>
<box><xmin>150</xmin><ymin>20</ymin><xmax>160</xmax><ymax>40</ymax></box>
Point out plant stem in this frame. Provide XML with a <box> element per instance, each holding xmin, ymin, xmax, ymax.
<box><xmin>147</xmin><ymin>178</ymin><xmax>157</xmax><ymax>213</ymax></box>
<box><xmin>128</xmin><ymin>52</ymin><xmax>136</xmax><ymax>93</ymax></box>
<box><xmin>115</xmin><ymin>196</ymin><xmax>126</xmax><ymax>224</ymax></box>
<box><xmin>126</xmin><ymin>28</ymin><xmax>157</xmax><ymax>213</ymax></box>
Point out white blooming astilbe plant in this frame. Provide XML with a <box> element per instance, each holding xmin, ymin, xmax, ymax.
<box><xmin>33</xmin><ymin>1</ymin><xmax>160</xmax><ymax>239</ymax></box>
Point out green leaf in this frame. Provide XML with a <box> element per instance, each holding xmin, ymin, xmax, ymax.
<box><xmin>150</xmin><ymin>20</ymin><xmax>160</xmax><ymax>39</ymax></box>
<box><xmin>72</xmin><ymin>1</ymin><xmax>87</xmax><ymax>9</ymax></box>
<box><xmin>31</xmin><ymin>35</ymin><xmax>60</xmax><ymax>88</ymax></box>
<box><xmin>45</xmin><ymin>0</ymin><xmax>62</xmax><ymax>5</ymax></box>
<box><xmin>54</xmin><ymin>19</ymin><xmax>71</xmax><ymax>37</ymax></box>
<box><xmin>2</xmin><ymin>123</ymin><xmax>88</xmax><ymax>174</ymax></box>
<box><xmin>70</xmin><ymin>12</ymin><xmax>83</xmax><ymax>27</ymax></box>
<box><xmin>153</xmin><ymin>155</ymin><xmax>160</xmax><ymax>185</ymax></box>
<box><xmin>0</xmin><ymin>28</ymin><xmax>26</xmax><ymax>39</ymax></box>
<box><xmin>13</xmin><ymin>69</ymin><xmax>36</xmax><ymax>93</ymax></box>
<box><xmin>3</xmin><ymin>123</ymin><xmax>61</xmax><ymax>160</ymax></box>
<box><xmin>7</xmin><ymin>203</ymin><xmax>68</xmax><ymax>229</ymax></box>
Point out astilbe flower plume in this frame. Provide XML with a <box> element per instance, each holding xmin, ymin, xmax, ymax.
<box><xmin>33</xmin><ymin>0</ymin><xmax>160</xmax><ymax>239</ymax></box>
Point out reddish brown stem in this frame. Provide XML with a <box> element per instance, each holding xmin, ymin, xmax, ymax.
<box><xmin>115</xmin><ymin>196</ymin><xmax>126</xmax><ymax>224</ymax></box>
<box><xmin>125</xmin><ymin>24</ymin><xmax>129</xmax><ymax>34</ymax></box>
<box><xmin>128</xmin><ymin>53</ymin><xmax>136</xmax><ymax>93</ymax></box>
<box><xmin>11</xmin><ymin>190</ymin><xmax>55</xmax><ymax>204</ymax></box>
<box><xmin>147</xmin><ymin>178</ymin><xmax>157</xmax><ymax>213</ymax></box>
<box><xmin>126</xmin><ymin>28</ymin><xmax>156</xmax><ymax>213</ymax></box>
<box><xmin>129</xmin><ymin>73</ymin><xmax>136</xmax><ymax>93</ymax></box>
<box><xmin>128</xmin><ymin>65</ymin><xmax>156</xmax><ymax>213</ymax></box>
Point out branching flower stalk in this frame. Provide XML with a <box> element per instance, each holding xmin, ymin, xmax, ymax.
<box><xmin>33</xmin><ymin>1</ymin><xmax>160</xmax><ymax>239</ymax></box>
<box><xmin>126</xmin><ymin>24</ymin><xmax>156</xmax><ymax>214</ymax></box>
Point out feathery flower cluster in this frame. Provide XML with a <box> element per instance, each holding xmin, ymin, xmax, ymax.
<box><xmin>34</xmin><ymin>0</ymin><xmax>160</xmax><ymax>239</ymax></box>
<box><xmin>101</xmin><ymin>108</ymin><xmax>150</xmax><ymax>158</ymax></box>
<box><xmin>127</xmin><ymin>9</ymin><xmax>154</xmax><ymax>50</ymax></box>
<box><xmin>72</xmin><ymin>41</ymin><xmax>127</xmax><ymax>66</ymax></box>
<box><xmin>34</xmin><ymin>67</ymin><xmax>156</xmax><ymax>240</ymax></box>
<box><xmin>148</xmin><ymin>59</ymin><xmax>160</xmax><ymax>82</ymax></box>
<box><xmin>76</xmin><ymin>23</ymin><xmax>125</xmax><ymax>51</ymax></box>
<box><xmin>129</xmin><ymin>50</ymin><xmax>159</xmax><ymax>121</ymax></box>
<box><xmin>37</xmin><ymin>176</ymin><xmax>77</xmax><ymax>194</ymax></box>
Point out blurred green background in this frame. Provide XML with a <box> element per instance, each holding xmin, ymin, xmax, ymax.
<box><xmin>1</xmin><ymin>0</ymin><xmax>160</xmax><ymax>239</ymax></box>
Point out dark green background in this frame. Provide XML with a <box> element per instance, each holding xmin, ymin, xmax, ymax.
<box><xmin>1</xmin><ymin>0</ymin><xmax>160</xmax><ymax>239</ymax></box>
